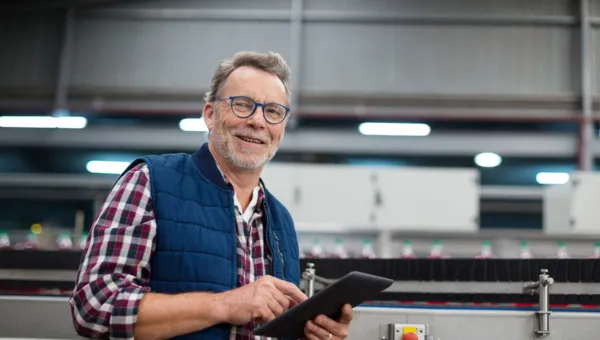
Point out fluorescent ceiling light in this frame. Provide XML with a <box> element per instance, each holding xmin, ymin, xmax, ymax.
<box><xmin>179</xmin><ymin>118</ymin><xmax>208</xmax><ymax>132</ymax></box>
<box><xmin>536</xmin><ymin>172</ymin><xmax>569</xmax><ymax>185</ymax></box>
<box><xmin>86</xmin><ymin>160</ymin><xmax>130</xmax><ymax>175</ymax></box>
<box><xmin>0</xmin><ymin>116</ymin><xmax>87</xmax><ymax>129</ymax></box>
<box><xmin>474</xmin><ymin>152</ymin><xmax>502</xmax><ymax>168</ymax></box>
<box><xmin>358</xmin><ymin>122</ymin><xmax>430</xmax><ymax>136</ymax></box>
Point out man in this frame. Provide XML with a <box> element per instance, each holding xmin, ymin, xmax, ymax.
<box><xmin>69</xmin><ymin>51</ymin><xmax>353</xmax><ymax>340</ymax></box>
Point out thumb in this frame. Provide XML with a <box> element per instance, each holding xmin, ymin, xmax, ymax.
<box><xmin>338</xmin><ymin>304</ymin><xmax>353</xmax><ymax>324</ymax></box>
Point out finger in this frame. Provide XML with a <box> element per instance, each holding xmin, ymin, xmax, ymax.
<box><xmin>272</xmin><ymin>278</ymin><xmax>308</xmax><ymax>303</ymax></box>
<box><xmin>266</xmin><ymin>298</ymin><xmax>285</xmax><ymax>317</ymax></box>
<box><xmin>314</xmin><ymin>314</ymin><xmax>346</xmax><ymax>338</ymax></box>
<box><xmin>270</xmin><ymin>288</ymin><xmax>291</xmax><ymax>311</ymax></box>
<box><xmin>303</xmin><ymin>330</ymin><xmax>321</xmax><ymax>340</ymax></box>
<box><xmin>257</xmin><ymin>307</ymin><xmax>276</xmax><ymax>324</ymax></box>
<box><xmin>287</xmin><ymin>295</ymin><xmax>300</xmax><ymax>308</ymax></box>
<box><xmin>338</xmin><ymin>304</ymin><xmax>353</xmax><ymax>324</ymax></box>
<box><xmin>305</xmin><ymin>320</ymin><xmax>331</xmax><ymax>339</ymax></box>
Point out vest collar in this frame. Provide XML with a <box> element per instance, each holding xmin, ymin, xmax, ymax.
<box><xmin>191</xmin><ymin>142</ymin><xmax>230</xmax><ymax>191</ymax></box>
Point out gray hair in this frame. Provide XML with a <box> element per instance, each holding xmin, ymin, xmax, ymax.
<box><xmin>203</xmin><ymin>51</ymin><xmax>292</xmax><ymax>105</ymax></box>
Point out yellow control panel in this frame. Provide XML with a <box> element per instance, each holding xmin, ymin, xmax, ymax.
<box><xmin>388</xmin><ymin>323</ymin><xmax>427</xmax><ymax>340</ymax></box>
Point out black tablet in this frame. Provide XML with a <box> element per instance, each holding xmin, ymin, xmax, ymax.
<box><xmin>251</xmin><ymin>271</ymin><xmax>393</xmax><ymax>339</ymax></box>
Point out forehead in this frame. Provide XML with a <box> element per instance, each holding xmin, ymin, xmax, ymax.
<box><xmin>221</xmin><ymin>66</ymin><xmax>288</xmax><ymax>105</ymax></box>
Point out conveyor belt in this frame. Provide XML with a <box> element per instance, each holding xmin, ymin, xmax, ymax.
<box><xmin>3</xmin><ymin>250</ymin><xmax>600</xmax><ymax>305</ymax></box>
<box><xmin>300</xmin><ymin>258</ymin><xmax>600</xmax><ymax>305</ymax></box>
<box><xmin>299</xmin><ymin>258</ymin><xmax>600</xmax><ymax>283</ymax></box>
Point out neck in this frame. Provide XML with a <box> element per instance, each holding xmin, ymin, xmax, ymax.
<box><xmin>208</xmin><ymin>142</ymin><xmax>261</xmax><ymax>210</ymax></box>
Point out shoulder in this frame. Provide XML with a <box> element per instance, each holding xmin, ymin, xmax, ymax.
<box><xmin>116</xmin><ymin>162</ymin><xmax>150</xmax><ymax>186</ymax></box>
<box><xmin>139</xmin><ymin>153</ymin><xmax>191</xmax><ymax>168</ymax></box>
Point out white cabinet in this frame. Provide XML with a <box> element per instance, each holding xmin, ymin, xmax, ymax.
<box><xmin>375</xmin><ymin>167</ymin><xmax>479</xmax><ymax>232</ymax></box>
<box><xmin>545</xmin><ymin>172</ymin><xmax>600</xmax><ymax>234</ymax></box>
<box><xmin>262</xmin><ymin>162</ymin><xmax>480</xmax><ymax>234</ymax></box>
<box><xmin>292</xmin><ymin>164</ymin><xmax>375</xmax><ymax>230</ymax></box>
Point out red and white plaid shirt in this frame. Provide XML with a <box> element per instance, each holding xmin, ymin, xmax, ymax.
<box><xmin>70</xmin><ymin>162</ymin><xmax>276</xmax><ymax>340</ymax></box>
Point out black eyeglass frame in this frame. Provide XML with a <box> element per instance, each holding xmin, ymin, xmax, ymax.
<box><xmin>214</xmin><ymin>96</ymin><xmax>291</xmax><ymax>125</ymax></box>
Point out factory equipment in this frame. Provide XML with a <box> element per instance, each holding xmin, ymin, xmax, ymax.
<box><xmin>1</xmin><ymin>250</ymin><xmax>600</xmax><ymax>339</ymax></box>
<box><xmin>299</xmin><ymin>259</ymin><xmax>600</xmax><ymax>340</ymax></box>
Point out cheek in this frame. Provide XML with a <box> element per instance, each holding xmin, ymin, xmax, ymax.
<box><xmin>217</xmin><ymin>116</ymin><xmax>235</xmax><ymax>132</ymax></box>
<box><xmin>269</xmin><ymin>127</ymin><xmax>285</xmax><ymax>144</ymax></box>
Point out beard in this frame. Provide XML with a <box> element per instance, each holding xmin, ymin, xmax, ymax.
<box><xmin>210</xmin><ymin>122</ymin><xmax>278</xmax><ymax>171</ymax></box>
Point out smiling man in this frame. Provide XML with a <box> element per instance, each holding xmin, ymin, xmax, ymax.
<box><xmin>70</xmin><ymin>51</ymin><xmax>353</xmax><ymax>340</ymax></box>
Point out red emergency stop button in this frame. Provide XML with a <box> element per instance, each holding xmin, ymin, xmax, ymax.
<box><xmin>403</xmin><ymin>332</ymin><xmax>418</xmax><ymax>340</ymax></box>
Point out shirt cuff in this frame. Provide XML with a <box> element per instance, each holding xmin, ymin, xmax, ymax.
<box><xmin>109</xmin><ymin>286</ymin><xmax>151</xmax><ymax>340</ymax></box>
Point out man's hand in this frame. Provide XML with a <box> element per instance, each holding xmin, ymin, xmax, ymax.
<box><xmin>303</xmin><ymin>303</ymin><xmax>353</xmax><ymax>340</ymax></box>
<box><xmin>218</xmin><ymin>275</ymin><xmax>308</xmax><ymax>326</ymax></box>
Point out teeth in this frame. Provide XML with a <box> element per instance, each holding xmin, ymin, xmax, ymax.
<box><xmin>239</xmin><ymin>136</ymin><xmax>261</xmax><ymax>144</ymax></box>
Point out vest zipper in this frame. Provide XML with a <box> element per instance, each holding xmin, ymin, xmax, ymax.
<box><xmin>271</xmin><ymin>229</ymin><xmax>286</xmax><ymax>280</ymax></box>
<box><xmin>264</xmin><ymin>202</ymin><xmax>285</xmax><ymax>280</ymax></box>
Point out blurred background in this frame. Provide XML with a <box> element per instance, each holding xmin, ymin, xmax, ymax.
<box><xmin>2</xmin><ymin>0</ymin><xmax>600</xmax><ymax>267</ymax></box>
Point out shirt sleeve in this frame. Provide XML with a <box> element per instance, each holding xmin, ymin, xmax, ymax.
<box><xmin>69</xmin><ymin>163</ymin><xmax>156</xmax><ymax>340</ymax></box>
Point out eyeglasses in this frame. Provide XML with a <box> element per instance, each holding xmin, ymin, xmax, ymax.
<box><xmin>214</xmin><ymin>96</ymin><xmax>290</xmax><ymax>125</ymax></box>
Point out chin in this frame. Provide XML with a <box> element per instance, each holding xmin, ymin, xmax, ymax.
<box><xmin>226</xmin><ymin>151</ymin><xmax>269</xmax><ymax>170</ymax></box>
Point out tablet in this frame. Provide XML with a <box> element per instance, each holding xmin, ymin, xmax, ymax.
<box><xmin>251</xmin><ymin>271</ymin><xmax>393</xmax><ymax>339</ymax></box>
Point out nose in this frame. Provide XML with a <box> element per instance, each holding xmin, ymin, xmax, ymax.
<box><xmin>245</xmin><ymin>105</ymin><xmax>267</xmax><ymax>129</ymax></box>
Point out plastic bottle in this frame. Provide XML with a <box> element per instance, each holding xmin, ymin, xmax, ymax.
<box><xmin>519</xmin><ymin>241</ymin><xmax>533</xmax><ymax>259</ymax></box>
<box><xmin>331</xmin><ymin>239</ymin><xmax>348</xmax><ymax>259</ymax></box>
<box><xmin>309</xmin><ymin>239</ymin><xmax>324</xmax><ymax>258</ymax></box>
<box><xmin>360</xmin><ymin>239</ymin><xmax>376</xmax><ymax>259</ymax></box>
<box><xmin>591</xmin><ymin>242</ymin><xmax>600</xmax><ymax>259</ymax></box>
<box><xmin>15</xmin><ymin>233</ymin><xmax>39</xmax><ymax>250</ymax></box>
<box><xmin>400</xmin><ymin>240</ymin><xmax>415</xmax><ymax>259</ymax></box>
<box><xmin>427</xmin><ymin>240</ymin><xmax>445</xmax><ymax>259</ymax></box>
<box><xmin>78</xmin><ymin>232</ymin><xmax>89</xmax><ymax>250</ymax></box>
<box><xmin>56</xmin><ymin>233</ymin><xmax>73</xmax><ymax>250</ymax></box>
<box><xmin>556</xmin><ymin>241</ymin><xmax>569</xmax><ymax>259</ymax></box>
<box><xmin>476</xmin><ymin>240</ymin><xmax>493</xmax><ymax>259</ymax></box>
<box><xmin>0</xmin><ymin>231</ymin><xmax>10</xmax><ymax>249</ymax></box>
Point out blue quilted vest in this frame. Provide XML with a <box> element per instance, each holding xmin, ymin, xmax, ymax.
<box><xmin>122</xmin><ymin>143</ymin><xmax>301</xmax><ymax>340</ymax></box>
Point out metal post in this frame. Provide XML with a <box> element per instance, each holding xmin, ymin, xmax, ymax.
<box><xmin>579</xmin><ymin>0</ymin><xmax>594</xmax><ymax>171</ymax></box>
<box><xmin>523</xmin><ymin>269</ymin><xmax>554</xmax><ymax>336</ymax></box>
<box><xmin>302</xmin><ymin>262</ymin><xmax>316</xmax><ymax>298</ymax></box>
<box><xmin>287</xmin><ymin>0</ymin><xmax>303</xmax><ymax>129</ymax></box>
<box><xmin>54</xmin><ymin>7</ymin><xmax>75</xmax><ymax>114</ymax></box>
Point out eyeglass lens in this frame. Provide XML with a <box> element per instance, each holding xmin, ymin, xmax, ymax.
<box><xmin>231</xmin><ymin>97</ymin><xmax>286</xmax><ymax>123</ymax></box>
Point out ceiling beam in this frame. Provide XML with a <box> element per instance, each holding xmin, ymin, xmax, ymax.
<box><xmin>0</xmin><ymin>126</ymin><xmax>582</xmax><ymax>157</ymax></box>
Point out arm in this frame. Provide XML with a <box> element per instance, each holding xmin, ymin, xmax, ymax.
<box><xmin>69</xmin><ymin>163</ymin><xmax>156</xmax><ymax>339</ymax></box>
<box><xmin>133</xmin><ymin>291</ymin><xmax>227</xmax><ymax>339</ymax></box>
<box><xmin>70</xmin><ymin>163</ymin><xmax>231</xmax><ymax>340</ymax></box>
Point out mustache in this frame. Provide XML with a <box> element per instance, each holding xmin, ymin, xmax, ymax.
<box><xmin>231</xmin><ymin>128</ymin><xmax>271</xmax><ymax>143</ymax></box>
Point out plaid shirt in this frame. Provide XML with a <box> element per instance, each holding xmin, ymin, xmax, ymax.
<box><xmin>70</xmin><ymin>162</ymin><xmax>275</xmax><ymax>340</ymax></box>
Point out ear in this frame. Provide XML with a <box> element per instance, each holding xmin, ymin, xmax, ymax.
<box><xmin>202</xmin><ymin>102</ymin><xmax>216</xmax><ymax>131</ymax></box>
